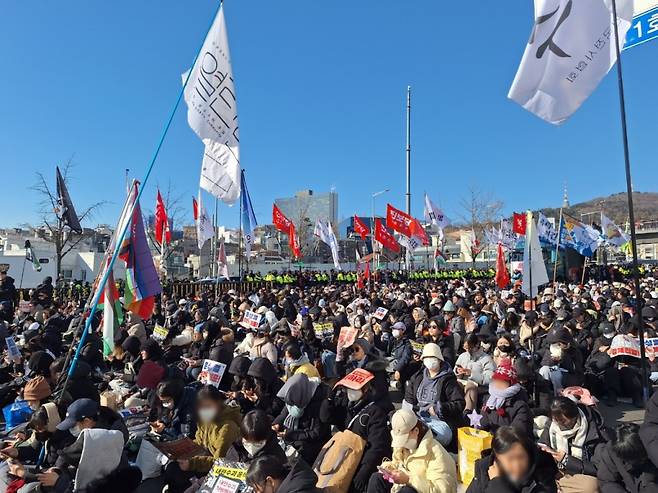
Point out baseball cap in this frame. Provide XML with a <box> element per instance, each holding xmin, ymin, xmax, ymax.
<box><xmin>57</xmin><ymin>399</ymin><xmax>99</xmax><ymax>431</ymax></box>
<box><xmin>391</xmin><ymin>409</ymin><xmax>418</xmax><ymax>448</ymax></box>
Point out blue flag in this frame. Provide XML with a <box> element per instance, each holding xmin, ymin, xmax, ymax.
<box><xmin>240</xmin><ymin>172</ymin><xmax>257</xmax><ymax>257</ymax></box>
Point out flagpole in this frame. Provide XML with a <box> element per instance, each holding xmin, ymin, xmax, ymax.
<box><xmin>238</xmin><ymin>170</ymin><xmax>244</xmax><ymax>280</ymax></box>
<box><xmin>63</xmin><ymin>0</ymin><xmax>225</xmax><ymax>381</ymax></box>
<box><xmin>405</xmin><ymin>86</ymin><xmax>412</xmax><ymax>272</ymax></box>
<box><xmin>552</xmin><ymin>208</ymin><xmax>563</xmax><ymax>285</ymax></box>
<box><xmin>611</xmin><ymin>0</ymin><xmax>649</xmax><ymax>401</ymax></box>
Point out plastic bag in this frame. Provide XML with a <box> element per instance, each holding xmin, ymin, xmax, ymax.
<box><xmin>457</xmin><ymin>427</ymin><xmax>493</xmax><ymax>486</ymax></box>
<box><xmin>3</xmin><ymin>400</ymin><xmax>32</xmax><ymax>431</ymax></box>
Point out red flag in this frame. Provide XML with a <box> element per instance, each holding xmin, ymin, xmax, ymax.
<box><xmin>364</xmin><ymin>260</ymin><xmax>371</xmax><ymax>279</ymax></box>
<box><xmin>155</xmin><ymin>190</ymin><xmax>171</xmax><ymax>245</ymax></box>
<box><xmin>495</xmin><ymin>242</ymin><xmax>510</xmax><ymax>289</ymax></box>
<box><xmin>411</xmin><ymin>219</ymin><xmax>429</xmax><ymax>246</ymax></box>
<box><xmin>273</xmin><ymin>204</ymin><xmax>293</xmax><ymax>233</ymax></box>
<box><xmin>289</xmin><ymin>223</ymin><xmax>301</xmax><ymax>258</ymax></box>
<box><xmin>353</xmin><ymin>215</ymin><xmax>370</xmax><ymax>240</ymax></box>
<box><xmin>386</xmin><ymin>204</ymin><xmax>414</xmax><ymax>237</ymax></box>
<box><xmin>192</xmin><ymin>197</ymin><xmax>199</xmax><ymax>221</ymax></box>
<box><xmin>374</xmin><ymin>219</ymin><xmax>400</xmax><ymax>253</ymax></box>
<box><xmin>513</xmin><ymin>212</ymin><xmax>527</xmax><ymax>235</ymax></box>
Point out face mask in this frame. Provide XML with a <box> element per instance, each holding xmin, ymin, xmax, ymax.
<box><xmin>242</xmin><ymin>439</ymin><xmax>266</xmax><ymax>456</ymax></box>
<box><xmin>392</xmin><ymin>329</ymin><xmax>401</xmax><ymax>338</ymax></box>
<box><xmin>70</xmin><ymin>425</ymin><xmax>82</xmax><ymax>437</ymax></box>
<box><xmin>404</xmin><ymin>436</ymin><xmax>418</xmax><ymax>452</ymax></box>
<box><xmin>498</xmin><ymin>345</ymin><xmax>511</xmax><ymax>353</ymax></box>
<box><xmin>603</xmin><ymin>332</ymin><xmax>614</xmax><ymax>339</ymax></box>
<box><xmin>198</xmin><ymin>408</ymin><xmax>217</xmax><ymax>424</ymax></box>
<box><xmin>346</xmin><ymin>389</ymin><xmax>363</xmax><ymax>402</ymax></box>
<box><xmin>162</xmin><ymin>401</ymin><xmax>174</xmax><ymax>409</ymax></box>
<box><xmin>287</xmin><ymin>404</ymin><xmax>304</xmax><ymax>418</ymax></box>
<box><xmin>423</xmin><ymin>357</ymin><xmax>440</xmax><ymax>371</ymax></box>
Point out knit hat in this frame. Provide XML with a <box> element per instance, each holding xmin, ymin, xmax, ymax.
<box><xmin>24</xmin><ymin>376</ymin><xmax>52</xmax><ymax>401</ymax></box>
<box><xmin>492</xmin><ymin>359</ymin><xmax>518</xmax><ymax>386</ymax></box>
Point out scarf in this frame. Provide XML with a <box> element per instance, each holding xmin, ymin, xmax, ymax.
<box><xmin>485</xmin><ymin>383</ymin><xmax>521</xmax><ymax>410</ymax></box>
<box><xmin>549</xmin><ymin>408</ymin><xmax>588</xmax><ymax>459</ymax></box>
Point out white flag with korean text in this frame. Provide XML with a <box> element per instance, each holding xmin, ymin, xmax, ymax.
<box><xmin>424</xmin><ymin>193</ymin><xmax>450</xmax><ymax>229</ymax></box>
<box><xmin>314</xmin><ymin>219</ymin><xmax>342</xmax><ymax>270</ymax></box>
<box><xmin>509</xmin><ymin>0</ymin><xmax>633</xmax><ymax>125</ymax></box>
<box><xmin>196</xmin><ymin>191</ymin><xmax>214</xmax><ymax>250</ymax></box>
<box><xmin>184</xmin><ymin>5</ymin><xmax>241</xmax><ymax>203</ymax></box>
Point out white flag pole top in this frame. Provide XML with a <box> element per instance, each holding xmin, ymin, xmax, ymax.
<box><xmin>509</xmin><ymin>0</ymin><xmax>633</xmax><ymax>125</ymax></box>
<box><xmin>185</xmin><ymin>4</ymin><xmax>241</xmax><ymax>204</ymax></box>
<box><xmin>522</xmin><ymin>212</ymin><xmax>549</xmax><ymax>298</ymax></box>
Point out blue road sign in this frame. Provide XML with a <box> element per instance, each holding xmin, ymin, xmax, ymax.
<box><xmin>625</xmin><ymin>7</ymin><xmax>658</xmax><ymax>49</ymax></box>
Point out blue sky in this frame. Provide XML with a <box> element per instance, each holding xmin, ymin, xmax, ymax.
<box><xmin>1</xmin><ymin>1</ymin><xmax>657</xmax><ymax>230</ymax></box>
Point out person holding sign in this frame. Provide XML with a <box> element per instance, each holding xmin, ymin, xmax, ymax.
<box><xmin>320</xmin><ymin>369</ymin><xmax>392</xmax><ymax>493</ymax></box>
<box><xmin>163</xmin><ymin>385</ymin><xmax>241</xmax><ymax>493</ymax></box>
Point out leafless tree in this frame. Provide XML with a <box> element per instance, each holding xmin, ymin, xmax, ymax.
<box><xmin>458</xmin><ymin>186</ymin><xmax>504</xmax><ymax>265</ymax></box>
<box><xmin>29</xmin><ymin>157</ymin><xmax>106</xmax><ymax>278</ymax></box>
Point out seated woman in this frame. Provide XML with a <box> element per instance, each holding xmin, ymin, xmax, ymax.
<box><xmin>244</xmin><ymin>358</ymin><xmax>284</xmax><ymax>420</ymax></box>
<box><xmin>404</xmin><ymin>343</ymin><xmax>464</xmax><ymax>448</ymax></box>
<box><xmin>467</xmin><ymin>426</ymin><xmax>558</xmax><ymax>493</ymax></box>
<box><xmin>246</xmin><ymin>454</ymin><xmax>321</xmax><ymax>493</ymax></box>
<box><xmin>149</xmin><ymin>379</ymin><xmax>197</xmax><ymax>439</ymax></box>
<box><xmin>368</xmin><ymin>409</ymin><xmax>457</xmax><ymax>493</ymax></box>
<box><xmin>479</xmin><ymin>359</ymin><xmax>532</xmax><ymax>437</ymax></box>
<box><xmin>538</xmin><ymin>396</ymin><xmax>606</xmax><ymax>493</ymax></box>
<box><xmin>163</xmin><ymin>385</ymin><xmax>241</xmax><ymax>493</ymax></box>
<box><xmin>284</xmin><ymin>342</ymin><xmax>320</xmax><ymax>381</ymax></box>
<box><xmin>454</xmin><ymin>334</ymin><xmax>495</xmax><ymax>413</ymax></box>
<box><xmin>320</xmin><ymin>369</ymin><xmax>392</xmax><ymax>493</ymax></box>
<box><xmin>594</xmin><ymin>423</ymin><xmax>658</xmax><ymax>493</ymax></box>
<box><xmin>225</xmin><ymin>410</ymin><xmax>287</xmax><ymax>463</ymax></box>
<box><xmin>273</xmin><ymin>373</ymin><xmax>331</xmax><ymax>465</ymax></box>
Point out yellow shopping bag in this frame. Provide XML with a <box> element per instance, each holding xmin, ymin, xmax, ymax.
<box><xmin>457</xmin><ymin>427</ymin><xmax>493</xmax><ymax>486</ymax></box>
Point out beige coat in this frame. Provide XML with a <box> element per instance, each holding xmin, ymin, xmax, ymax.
<box><xmin>381</xmin><ymin>430</ymin><xmax>457</xmax><ymax>493</ymax></box>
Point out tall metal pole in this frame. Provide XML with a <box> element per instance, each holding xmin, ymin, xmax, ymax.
<box><xmin>238</xmin><ymin>170</ymin><xmax>244</xmax><ymax>280</ymax></box>
<box><xmin>212</xmin><ymin>197</ymin><xmax>218</xmax><ymax>279</ymax></box>
<box><xmin>552</xmin><ymin>208</ymin><xmax>563</xmax><ymax>285</ymax></box>
<box><xmin>611</xmin><ymin>0</ymin><xmax>649</xmax><ymax>402</ymax></box>
<box><xmin>405</xmin><ymin>86</ymin><xmax>411</xmax><ymax>215</ymax></box>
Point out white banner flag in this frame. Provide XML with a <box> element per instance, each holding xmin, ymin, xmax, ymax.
<box><xmin>522</xmin><ymin>213</ymin><xmax>550</xmax><ymax>298</ymax></box>
<box><xmin>424</xmin><ymin>193</ymin><xmax>450</xmax><ymax>229</ymax></box>
<box><xmin>509</xmin><ymin>0</ymin><xmax>633</xmax><ymax>125</ymax></box>
<box><xmin>217</xmin><ymin>238</ymin><xmax>229</xmax><ymax>279</ymax></box>
<box><xmin>398</xmin><ymin>234</ymin><xmax>421</xmax><ymax>253</ymax></box>
<box><xmin>601</xmin><ymin>212</ymin><xmax>629</xmax><ymax>247</ymax></box>
<box><xmin>184</xmin><ymin>5</ymin><xmax>241</xmax><ymax>203</ymax></box>
<box><xmin>196</xmin><ymin>191</ymin><xmax>214</xmax><ymax>250</ymax></box>
<box><xmin>314</xmin><ymin>219</ymin><xmax>341</xmax><ymax>270</ymax></box>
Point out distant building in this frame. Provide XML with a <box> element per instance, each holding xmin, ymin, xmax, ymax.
<box><xmin>274</xmin><ymin>190</ymin><xmax>338</xmax><ymax>227</ymax></box>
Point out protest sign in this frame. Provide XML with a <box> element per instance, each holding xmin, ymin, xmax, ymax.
<box><xmin>152</xmin><ymin>324</ymin><xmax>169</xmax><ymax>342</ymax></box>
<box><xmin>313</xmin><ymin>322</ymin><xmax>334</xmax><ymax>340</ymax></box>
<box><xmin>336</xmin><ymin>327</ymin><xmax>358</xmax><ymax>362</ymax></box>
<box><xmin>198</xmin><ymin>359</ymin><xmax>227</xmax><ymax>387</ymax></box>
<box><xmin>240</xmin><ymin>310</ymin><xmax>262</xmax><ymax>330</ymax></box>
<box><xmin>609</xmin><ymin>334</ymin><xmax>641</xmax><ymax>358</ymax></box>
<box><xmin>373</xmin><ymin>307</ymin><xmax>389</xmax><ymax>320</ymax></box>
<box><xmin>5</xmin><ymin>337</ymin><xmax>20</xmax><ymax>363</ymax></box>
<box><xmin>645</xmin><ymin>338</ymin><xmax>658</xmax><ymax>357</ymax></box>
<box><xmin>335</xmin><ymin>368</ymin><xmax>375</xmax><ymax>390</ymax></box>
<box><xmin>149</xmin><ymin>436</ymin><xmax>208</xmax><ymax>460</ymax></box>
<box><xmin>199</xmin><ymin>459</ymin><xmax>250</xmax><ymax>493</ymax></box>
<box><xmin>411</xmin><ymin>340</ymin><xmax>425</xmax><ymax>356</ymax></box>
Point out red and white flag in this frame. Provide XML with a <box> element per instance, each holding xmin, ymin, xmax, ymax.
<box><xmin>273</xmin><ymin>204</ymin><xmax>293</xmax><ymax>233</ymax></box>
<box><xmin>155</xmin><ymin>190</ymin><xmax>171</xmax><ymax>245</ymax></box>
<box><xmin>513</xmin><ymin>212</ymin><xmax>527</xmax><ymax>235</ymax></box>
<box><xmin>375</xmin><ymin>219</ymin><xmax>400</xmax><ymax>253</ymax></box>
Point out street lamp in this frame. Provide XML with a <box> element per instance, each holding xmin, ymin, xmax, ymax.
<box><xmin>371</xmin><ymin>189</ymin><xmax>390</xmax><ymax>275</ymax></box>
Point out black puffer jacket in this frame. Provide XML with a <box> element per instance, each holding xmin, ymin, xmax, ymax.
<box><xmin>538</xmin><ymin>404</ymin><xmax>608</xmax><ymax>477</ymax></box>
<box><xmin>245</xmin><ymin>357</ymin><xmax>284</xmax><ymax>419</ymax></box>
<box><xmin>594</xmin><ymin>443</ymin><xmax>658</xmax><ymax>493</ymax></box>
<box><xmin>278</xmin><ymin>459</ymin><xmax>321</xmax><ymax>493</ymax></box>
<box><xmin>641</xmin><ymin>392</ymin><xmax>658</xmax><ymax>469</ymax></box>
<box><xmin>467</xmin><ymin>447</ymin><xmax>558</xmax><ymax>493</ymax></box>
<box><xmin>404</xmin><ymin>364</ymin><xmax>465</xmax><ymax>434</ymax></box>
<box><xmin>273</xmin><ymin>383</ymin><xmax>331</xmax><ymax>466</ymax></box>
<box><xmin>480</xmin><ymin>387</ymin><xmax>533</xmax><ymax>437</ymax></box>
<box><xmin>224</xmin><ymin>434</ymin><xmax>287</xmax><ymax>463</ymax></box>
<box><xmin>319</xmin><ymin>390</ymin><xmax>391</xmax><ymax>493</ymax></box>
